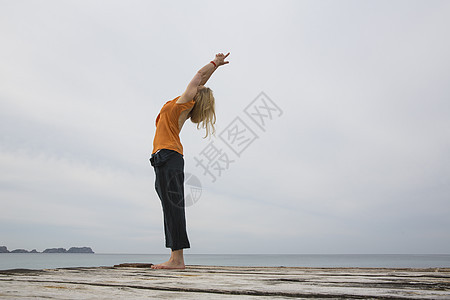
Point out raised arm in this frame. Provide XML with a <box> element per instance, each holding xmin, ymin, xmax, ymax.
<box><xmin>177</xmin><ymin>52</ymin><xmax>230</xmax><ymax>104</ymax></box>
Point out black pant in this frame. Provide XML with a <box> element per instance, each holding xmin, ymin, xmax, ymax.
<box><xmin>150</xmin><ymin>149</ymin><xmax>190</xmax><ymax>251</ymax></box>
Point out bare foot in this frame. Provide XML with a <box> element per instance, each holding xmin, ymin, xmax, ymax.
<box><xmin>151</xmin><ymin>260</ymin><xmax>185</xmax><ymax>270</ymax></box>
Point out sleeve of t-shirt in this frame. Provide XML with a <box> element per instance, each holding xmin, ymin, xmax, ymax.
<box><xmin>170</xmin><ymin>100</ymin><xmax>195</xmax><ymax>116</ymax></box>
<box><xmin>155</xmin><ymin>113</ymin><xmax>161</xmax><ymax>127</ymax></box>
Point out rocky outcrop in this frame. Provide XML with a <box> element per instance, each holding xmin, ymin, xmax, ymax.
<box><xmin>67</xmin><ymin>247</ymin><xmax>94</xmax><ymax>253</ymax></box>
<box><xmin>43</xmin><ymin>248</ymin><xmax>67</xmax><ymax>253</ymax></box>
<box><xmin>10</xmin><ymin>249</ymin><xmax>30</xmax><ymax>253</ymax></box>
<box><xmin>1</xmin><ymin>246</ymin><xmax>94</xmax><ymax>253</ymax></box>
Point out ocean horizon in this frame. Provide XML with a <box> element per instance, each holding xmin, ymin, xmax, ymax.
<box><xmin>1</xmin><ymin>253</ymin><xmax>449</xmax><ymax>270</ymax></box>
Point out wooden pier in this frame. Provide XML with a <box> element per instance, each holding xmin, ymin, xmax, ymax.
<box><xmin>1</xmin><ymin>265</ymin><xmax>449</xmax><ymax>299</ymax></box>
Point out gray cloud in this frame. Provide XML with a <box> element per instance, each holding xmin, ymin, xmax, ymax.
<box><xmin>1</xmin><ymin>0</ymin><xmax>449</xmax><ymax>254</ymax></box>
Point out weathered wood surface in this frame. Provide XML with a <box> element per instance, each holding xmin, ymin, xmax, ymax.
<box><xmin>0</xmin><ymin>265</ymin><xmax>449</xmax><ymax>299</ymax></box>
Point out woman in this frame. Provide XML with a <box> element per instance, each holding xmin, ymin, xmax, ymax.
<box><xmin>150</xmin><ymin>52</ymin><xmax>230</xmax><ymax>269</ymax></box>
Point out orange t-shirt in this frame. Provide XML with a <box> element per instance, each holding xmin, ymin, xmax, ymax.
<box><xmin>152</xmin><ymin>96</ymin><xmax>195</xmax><ymax>155</ymax></box>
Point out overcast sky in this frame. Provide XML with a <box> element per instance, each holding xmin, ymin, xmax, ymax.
<box><xmin>1</xmin><ymin>0</ymin><xmax>449</xmax><ymax>255</ymax></box>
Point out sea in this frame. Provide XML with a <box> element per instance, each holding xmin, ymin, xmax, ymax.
<box><xmin>0</xmin><ymin>254</ymin><xmax>449</xmax><ymax>270</ymax></box>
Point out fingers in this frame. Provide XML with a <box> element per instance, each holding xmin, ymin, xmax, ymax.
<box><xmin>216</xmin><ymin>52</ymin><xmax>230</xmax><ymax>58</ymax></box>
<box><xmin>214</xmin><ymin>52</ymin><xmax>230</xmax><ymax>65</ymax></box>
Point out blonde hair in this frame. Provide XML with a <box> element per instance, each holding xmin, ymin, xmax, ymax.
<box><xmin>190</xmin><ymin>87</ymin><xmax>216</xmax><ymax>138</ymax></box>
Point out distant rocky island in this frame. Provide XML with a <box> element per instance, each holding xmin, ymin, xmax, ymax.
<box><xmin>0</xmin><ymin>246</ymin><xmax>94</xmax><ymax>254</ymax></box>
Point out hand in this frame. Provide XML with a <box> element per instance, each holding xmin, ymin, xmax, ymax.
<box><xmin>213</xmin><ymin>52</ymin><xmax>230</xmax><ymax>66</ymax></box>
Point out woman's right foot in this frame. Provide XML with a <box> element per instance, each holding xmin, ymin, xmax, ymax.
<box><xmin>151</xmin><ymin>260</ymin><xmax>185</xmax><ymax>269</ymax></box>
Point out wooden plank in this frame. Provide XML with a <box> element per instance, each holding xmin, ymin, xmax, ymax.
<box><xmin>113</xmin><ymin>263</ymin><xmax>154</xmax><ymax>268</ymax></box>
<box><xmin>0</xmin><ymin>265</ymin><xmax>449</xmax><ymax>299</ymax></box>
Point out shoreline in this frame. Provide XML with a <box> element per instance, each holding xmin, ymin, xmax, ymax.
<box><xmin>1</xmin><ymin>265</ymin><xmax>449</xmax><ymax>299</ymax></box>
